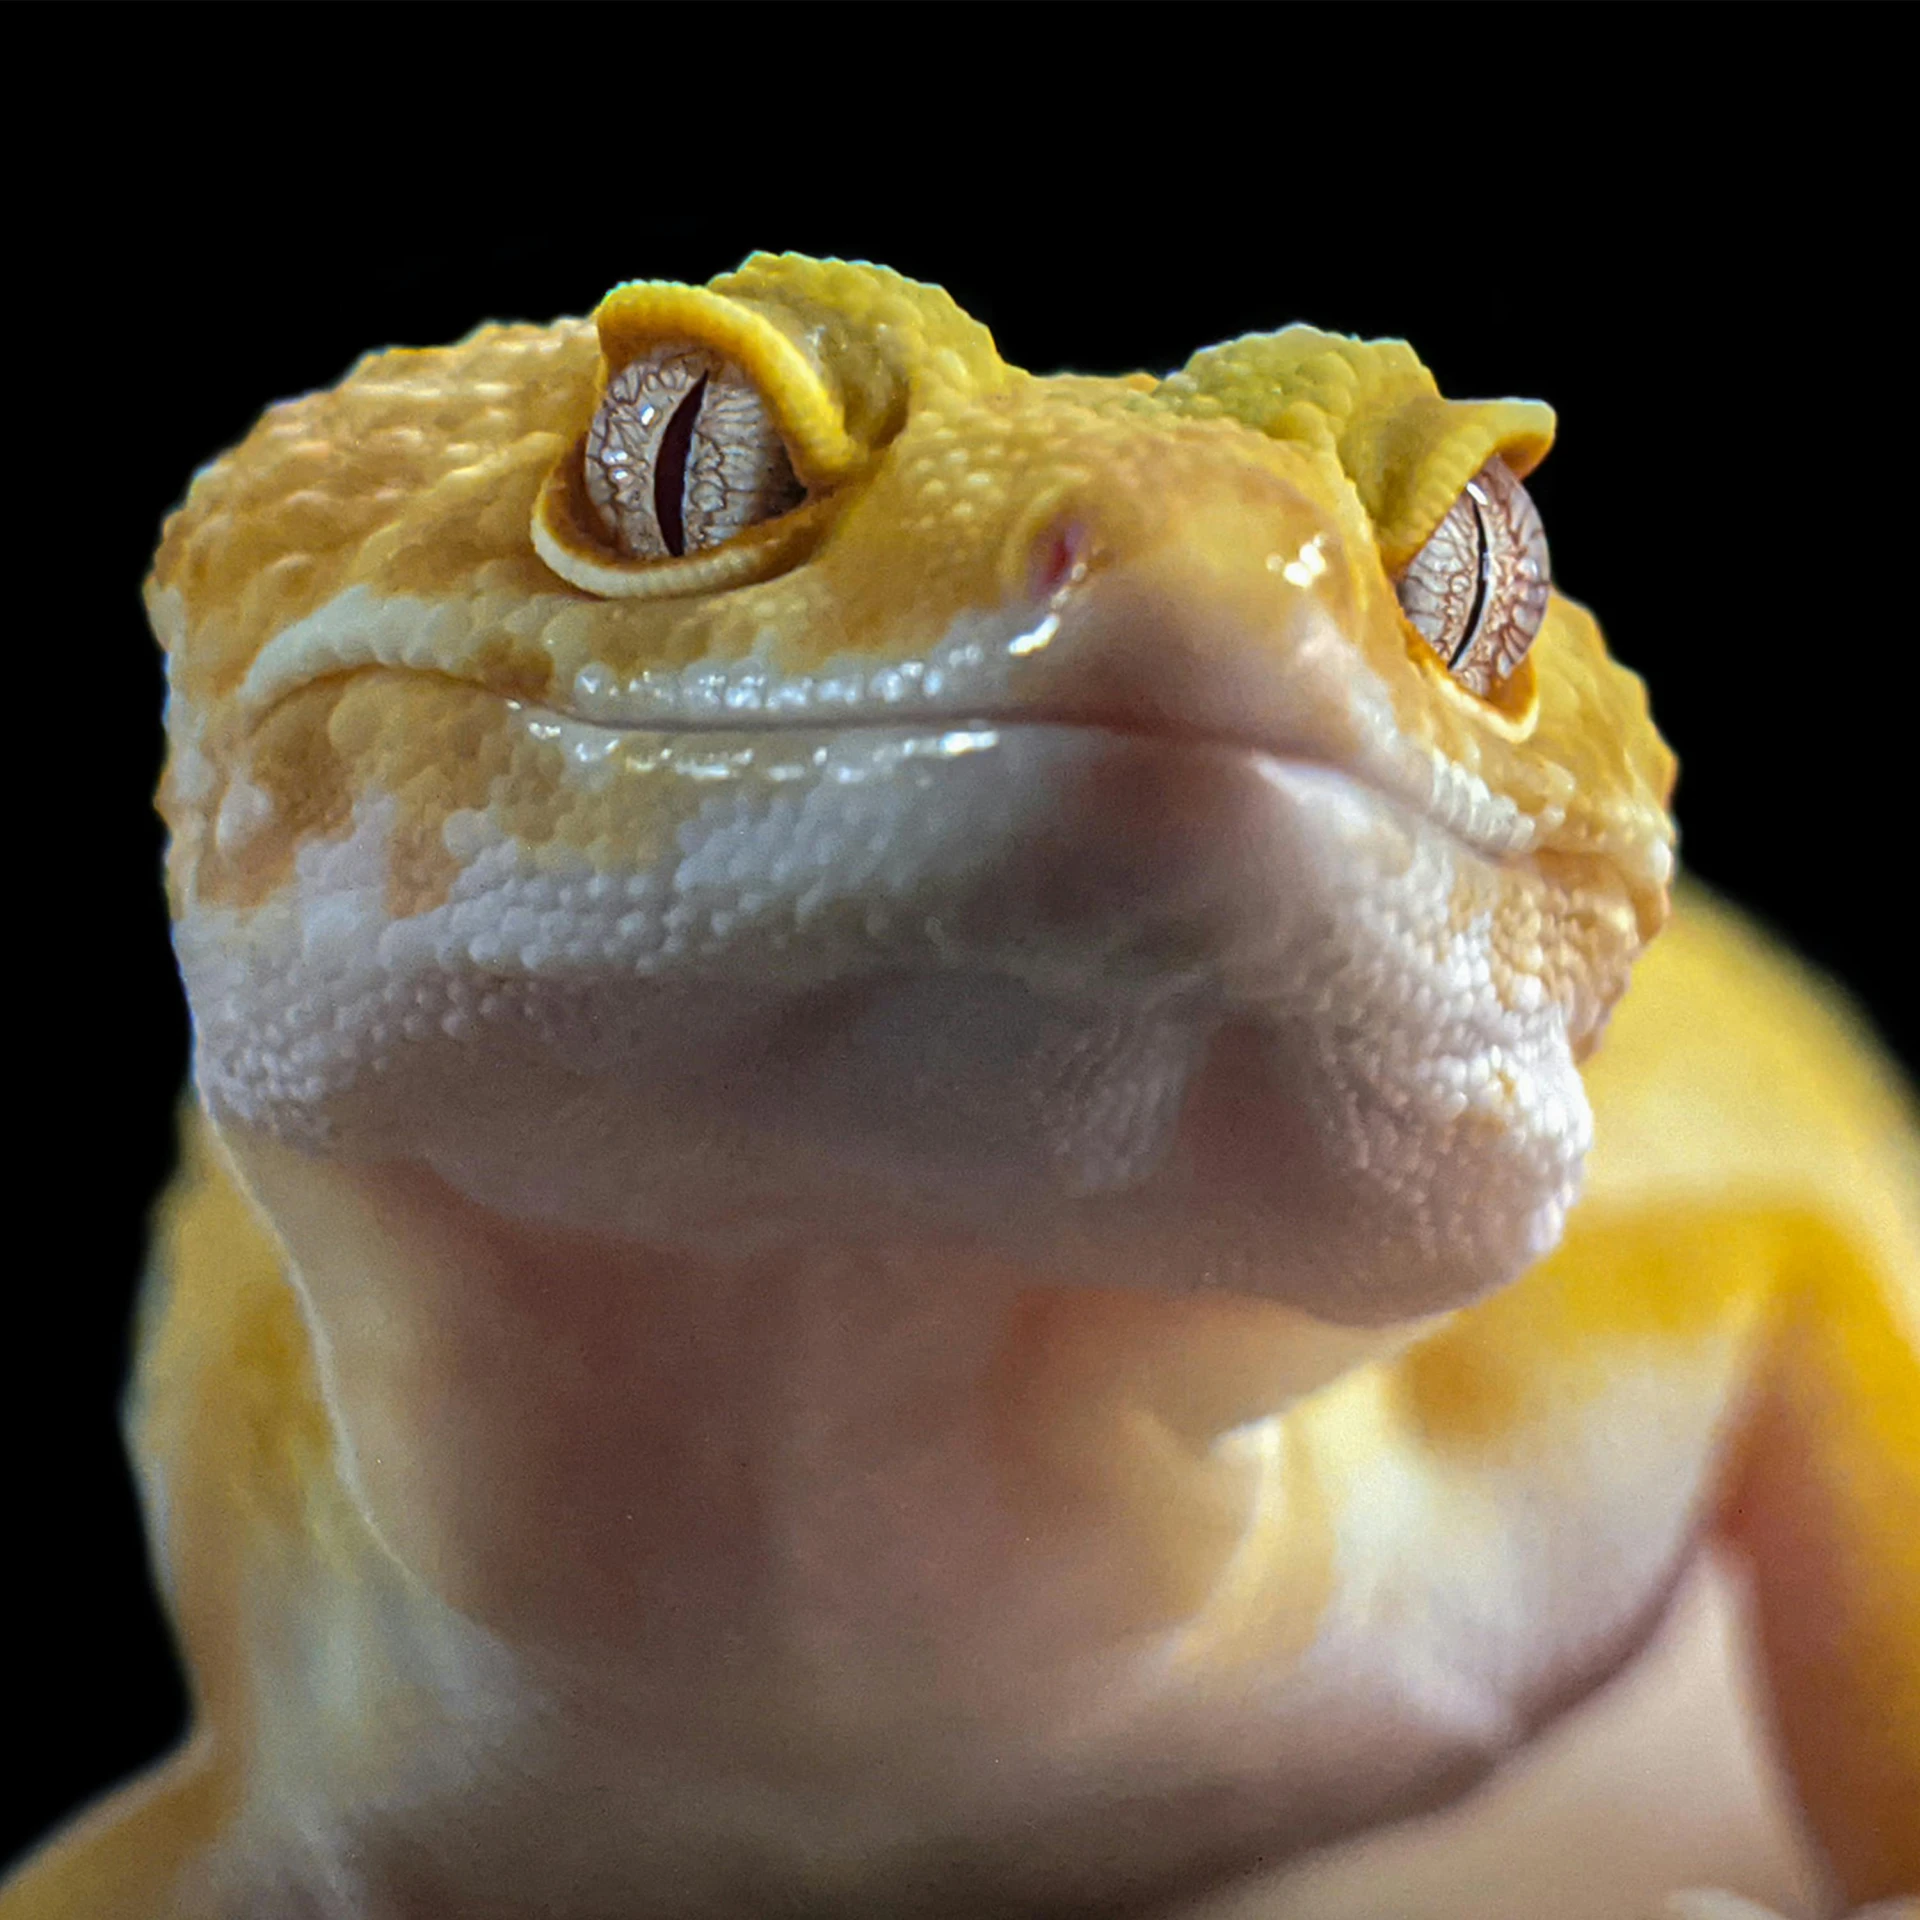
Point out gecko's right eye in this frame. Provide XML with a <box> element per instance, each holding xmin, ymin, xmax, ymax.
<box><xmin>583</xmin><ymin>345</ymin><xmax>807</xmax><ymax>560</ymax></box>
<box><xmin>1396</xmin><ymin>456</ymin><xmax>1550</xmax><ymax>697</ymax></box>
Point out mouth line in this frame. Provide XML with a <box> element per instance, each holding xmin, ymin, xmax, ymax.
<box><xmin>263</xmin><ymin>657</ymin><xmax>1347</xmax><ymax>766</ymax></box>
<box><xmin>517</xmin><ymin>691</ymin><xmax>1317</xmax><ymax>760</ymax></box>
<box><xmin>248</xmin><ymin>662</ymin><xmax>1533</xmax><ymax>866</ymax></box>
<box><xmin>514</xmin><ymin>685</ymin><xmax>1364</xmax><ymax>782</ymax></box>
<box><xmin>505</xmin><ymin>693</ymin><xmax>1534</xmax><ymax>872</ymax></box>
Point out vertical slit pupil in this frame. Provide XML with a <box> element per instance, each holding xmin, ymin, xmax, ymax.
<box><xmin>655</xmin><ymin>374</ymin><xmax>708</xmax><ymax>557</ymax></box>
<box><xmin>1450</xmin><ymin>495</ymin><xmax>1494</xmax><ymax>667</ymax></box>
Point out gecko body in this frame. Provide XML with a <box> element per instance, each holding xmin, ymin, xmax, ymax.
<box><xmin>6</xmin><ymin>256</ymin><xmax>1917</xmax><ymax>1919</ymax></box>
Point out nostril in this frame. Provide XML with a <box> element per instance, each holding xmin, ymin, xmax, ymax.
<box><xmin>1028</xmin><ymin>515</ymin><xmax>1094</xmax><ymax>602</ymax></box>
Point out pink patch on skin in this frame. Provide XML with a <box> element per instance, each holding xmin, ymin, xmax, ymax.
<box><xmin>1029</xmin><ymin>517</ymin><xmax>1092</xmax><ymax>601</ymax></box>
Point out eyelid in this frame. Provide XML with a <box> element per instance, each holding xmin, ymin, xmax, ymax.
<box><xmin>592</xmin><ymin>281</ymin><xmax>863</xmax><ymax>491</ymax></box>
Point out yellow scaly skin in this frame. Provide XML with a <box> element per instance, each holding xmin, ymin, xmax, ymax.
<box><xmin>5</xmin><ymin>256</ymin><xmax>1916</xmax><ymax>1918</ymax></box>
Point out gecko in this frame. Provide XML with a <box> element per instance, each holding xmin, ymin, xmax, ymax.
<box><xmin>5</xmin><ymin>254</ymin><xmax>1916</xmax><ymax>1919</ymax></box>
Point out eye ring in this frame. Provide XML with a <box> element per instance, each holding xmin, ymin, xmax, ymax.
<box><xmin>1396</xmin><ymin>456</ymin><xmax>1550</xmax><ymax>696</ymax></box>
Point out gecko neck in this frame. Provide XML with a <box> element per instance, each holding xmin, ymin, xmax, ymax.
<box><xmin>225</xmin><ymin>1123</ymin><xmax>1405</xmax><ymax>1697</ymax></box>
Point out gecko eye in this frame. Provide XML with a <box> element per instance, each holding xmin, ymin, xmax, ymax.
<box><xmin>583</xmin><ymin>344</ymin><xmax>807</xmax><ymax>560</ymax></box>
<box><xmin>1396</xmin><ymin>457</ymin><xmax>1550</xmax><ymax>696</ymax></box>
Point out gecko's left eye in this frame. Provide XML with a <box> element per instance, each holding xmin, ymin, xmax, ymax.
<box><xmin>1396</xmin><ymin>457</ymin><xmax>1550</xmax><ymax>696</ymax></box>
<box><xmin>583</xmin><ymin>344</ymin><xmax>806</xmax><ymax>559</ymax></box>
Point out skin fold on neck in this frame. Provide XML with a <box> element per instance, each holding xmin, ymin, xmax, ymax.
<box><xmin>229</xmin><ymin>1122</ymin><xmax>1408</xmax><ymax>1746</ymax></box>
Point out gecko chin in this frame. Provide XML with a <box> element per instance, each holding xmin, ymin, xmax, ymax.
<box><xmin>181</xmin><ymin>723</ymin><xmax>1592</xmax><ymax>1326</ymax></box>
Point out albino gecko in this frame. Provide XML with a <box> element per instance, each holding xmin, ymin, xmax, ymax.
<box><xmin>6</xmin><ymin>255</ymin><xmax>1917</xmax><ymax>1918</ymax></box>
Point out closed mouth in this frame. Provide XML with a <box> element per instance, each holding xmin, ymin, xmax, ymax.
<box><xmin>486</xmin><ymin>696</ymin><xmax>1536</xmax><ymax>885</ymax></box>
<box><xmin>228</xmin><ymin>577</ymin><xmax>1534</xmax><ymax>865</ymax></box>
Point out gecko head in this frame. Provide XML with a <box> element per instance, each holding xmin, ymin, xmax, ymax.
<box><xmin>146</xmin><ymin>255</ymin><xmax>1675</xmax><ymax>1326</ymax></box>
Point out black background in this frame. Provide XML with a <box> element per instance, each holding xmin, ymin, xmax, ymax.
<box><xmin>8</xmin><ymin>10</ymin><xmax>1913</xmax><ymax>1876</ymax></box>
